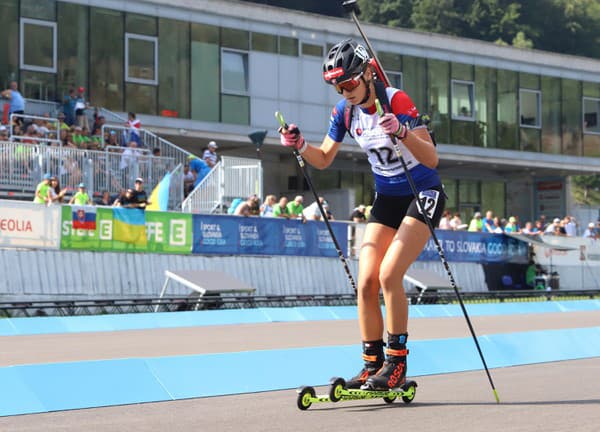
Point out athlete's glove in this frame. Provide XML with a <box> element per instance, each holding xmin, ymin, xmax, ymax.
<box><xmin>279</xmin><ymin>124</ymin><xmax>307</xmax><ymax>153</ymax></box>
<box><xmin>378</xmin><ymin>113</ymin><xmax>408</xmax><ymax>139</ymax></box>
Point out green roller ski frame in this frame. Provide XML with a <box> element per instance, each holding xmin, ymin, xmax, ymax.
<box><xmin>296</xmin><ymin>377</ymin><xmax>417</xmax><ymax>410</ymax></box>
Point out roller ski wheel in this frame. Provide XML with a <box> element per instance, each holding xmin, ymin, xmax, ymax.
<box><xmin>328</xmin><ymin>377</ymin><xmax>346</xmax><ymax>403</ymax></box>
<box><xmin>296</xmin><ymin>386</ymin><xmax>315</xmax><ymax>411</ymax></box>
<box><xmin>401</xmin><ymin>380</ymin><xmax>417</xmax><ymax>404</ymax></box>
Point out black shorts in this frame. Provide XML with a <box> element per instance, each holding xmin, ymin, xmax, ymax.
<box><xmin>367</xmin><ymin>184</ymin><xmax>446</xmax><ymax>229</ymax></box>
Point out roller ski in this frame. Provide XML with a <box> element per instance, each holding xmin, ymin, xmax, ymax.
<box><xmin>296</xmin><ymin>377</ymin><xmax>417</xmax><ymax>410</ymax></box>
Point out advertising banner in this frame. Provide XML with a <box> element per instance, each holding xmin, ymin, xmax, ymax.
<box><xmin>192</xmin><ymin>215</ymin><xmax>348</xmax><ymax>257</ymax></box>
<box><xmin>0</xmin><ymin>200</ymin><xmax>61</xmax><ymax>249</ymax></box>
<box><xmin>418</xmin><ymin>230</ymin><xmax>528</xmax><ymax>264</ymax></box>
<box><xmin>60</xmin><ymin>206</ymin><xmax>192</xmax><ymax>253</ymax></box>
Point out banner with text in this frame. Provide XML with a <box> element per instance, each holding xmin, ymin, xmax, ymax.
<box><xmin>0</xmin><ymin>200</ymin><xmax>61</xmax><ymax>249</ymax></box>
<box><xmin>418</xmin><ymin>230</ymin><xmax>528</xmax><ymax>263</ymax></box>
<box><xmin>192</xmin><ymin>215</ymin><xmax>348</xmax><ymax>257</ymax></box>
<box><xmin>60</xmin><ymin>206</ymin><xmax>192</xmax><ymax>253</ymax></box>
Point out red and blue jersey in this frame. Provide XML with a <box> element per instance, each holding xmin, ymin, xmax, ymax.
<box><xmin>327</xmin><ymin>87</ymin><xmax>440</xmax><ymax>197</ymax></box>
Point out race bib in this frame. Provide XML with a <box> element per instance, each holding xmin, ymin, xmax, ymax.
<box><xmin>418</xmin><ymin>189</ymin><xmax>440</xmax><ymax>219</ymax></box>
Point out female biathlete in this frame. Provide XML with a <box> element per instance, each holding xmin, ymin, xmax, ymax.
<box><xmin>279</xmin><ymin>39</ymin><xmax>445</xmax><ymax>391</ymax></box>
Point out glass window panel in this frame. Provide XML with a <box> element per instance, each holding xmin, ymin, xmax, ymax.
<box><xmin>583</xmin><ymin>82</ymin><xmax>600</xmax><ymax>98</ymax></box>
<box><xmin>459</xmin><ymin>179</ymin><xmax>480</xmax><ymax>220</ymax></box>
<box><xmin>541</xmin><ymin>76</ymin><xmax>561</xmax><ymax>154</ymax></box>
<box><xmin>191</xmin><ymin>23</ymin><xmax>219</xmax><ymax>44</ymax></box>
<box><xmin>126</xmin><ymin>34</ymin><xmax>157</xmax><ymax>84</ymax></box>
<box><xmin>0</xmin><ymin>0</ymin><xmax>19</xmax><ymax>84</ymax></box>
<box><xmin>125</xmin><ymin>83</ymin><xmax>156</xmax><ymax>115</ymax></box>
<box><xmin>428</xmin><ymin>59</ymin><xmax>449</xmax><ymax>144</ymax></box>
<box><xmin>520</xmin><ymin>127</ymin><xmax>541</xmax><ymax>152</ymax></box>
<box><xmin>90</xmin><ymin>7</ymin><xmax>124</xmax><ymax>111</ymax></box>
<box><xmin>388</xmin><ymin>72</ymin><xmax>403</xmax><ymax>90</ymax></box>
<box><xmin>474</xmin><ymin>66</ymin><xmax>496</xmax><ymax>148</ymax></box>
<box><xmin>301</xmin><ymin>42</ymin><xmax>323</xmax><ymax>57</ymax></box>
<box><xmin>583</xmin><ymin>98</ymin><xmax>600</xmax><ymax>134</ymax></box>
<box><xmin>21</xmin><ymin>19</ymin><xmax>56</xmax><ymax>72</ymax></box>
<box><xmin>519</xmin><ymin>72</ymin><xmax>539</xmax><ymax>90</ymax></box>
<box><xmin>279</xmin><ymin>36</ymin><xmax>298</xmax><ymax>56</ymax></box>
<box><xmin>21</xmin><ymin>70</ymin><xmax>55</xmax><ymax>101</ymax></box>
<box><xmin>221</xmin><ymin>94</ymin><xmax>249</xmax><ymax>125</ymax></box>
<box><xmin>520</xmin><ymin>90</ymin><xmax>541</xmax><ymax>128</ymax></box>
<box><xmin>497</xmin><ymin>69</ymin><xmax>518</xmax><ymax>150</ymax></box>
<box><xmin>158</xmin><ymin>18</ymin><xmax>190</xmax><ymax>118</ymax></box>
<box><xmin>221</xmin><ymin>49</ymin><xmax>248</xmax><ymax>94</ymax></box>
<box><xmin>251</xmin><ymin>32</ymin><xmax>277</xmax><ymax>53</ymax></box>
<box><xmin>221</xmin><ymin>28</ymin><xmax>249</xmax><ymax>50</ymax></box>
<box><xmin>561</xmin><ymin>79</ymin><xmax>582</xmax><ymax>156</ymax></box>
<box><xmin>21</xmin><ymin>0</ymin><xmax>55</xmax><ymax>20</ymax></box>
<box><xmin>191</xmin><ymin>30</ymin><xmax>219</xmax><ymax>121</ymax></box>
<box><xmin>583</xmin><ymin>134</ymin><xmax>600</xmax><ymax>157</ymax></box>
<box><xmin>378</xmin><ymin>51</ymin><xmax>402</xmax><ymax>71</ymax></box>
<box><xmin>442</xmin><ymin>178</ymin><xmax>457</xmax><ymax>211</ymax></box>
<box><xmin>126</xmin><ymin>13</ymin><xmax>156</xmax><ymax>36</ymax></box>
<box><xmin>402</xmin><ymin>55</ymin><xmax>426</xmax><ymax>112</ymax></box>
<box><xmin>451</xmin><ymin>80</ymin><xmax>474</xmax><ymax>120</ymax></box>
<box><xmin>481</xmin><ymin>181</ymin><xmax>505</xmax><ymax>221</ymax></box>
<box><xmin>451</xmin><ymin>62</ymin><xmax>473</xmax><ymax>81</ymax></box>
<box><xmin>57</xmin><ymin>3</ymin><xmax>88</xmax><ymax>98</ymax></box>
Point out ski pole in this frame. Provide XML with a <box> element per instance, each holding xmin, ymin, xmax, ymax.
<box><xmin>341</xmin><ymin>0</ymin><xmax>500</xmax><ymax>402</ymax></box>
<box><xmin>275</xmin><ymin>111</ymin><xmax>357</xmax><ymax>295</ymax></box>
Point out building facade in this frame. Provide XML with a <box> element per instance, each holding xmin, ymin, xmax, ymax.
<box><xmin>1</xmin><ymin>0</ymin><xmax>600</xmax><ymax>222</ymax></box>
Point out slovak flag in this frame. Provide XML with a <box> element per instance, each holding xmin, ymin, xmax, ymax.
<box><xmin>128</xmin><ymin>118</ymin><xmax>141</xmax><ymax>137</ymax></box>
<box><xmin>72</xmin><ymin>205</ymin><xmax>97</xmax><ymax>230</ymax></box>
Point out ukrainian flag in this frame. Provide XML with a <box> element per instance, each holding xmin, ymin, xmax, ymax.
<box><xmin>112</xmin><ymin>208</ymin><xmax>147</xmax><ymax>245</ymax></box>
<box><xmin>146</xmin><ymin>172</ymin><xmax>171</xmax><ymax>211</ymax></box>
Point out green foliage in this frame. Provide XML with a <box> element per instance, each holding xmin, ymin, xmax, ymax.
<box><xmin>356</xmin><ymin>0</ymin><xmax>600</xmax><ymax>59</ymax></box>
<box><xmin>572</xmin><ymin>175</ymin><xmax>600</xmax><ymax>205</ymax></box>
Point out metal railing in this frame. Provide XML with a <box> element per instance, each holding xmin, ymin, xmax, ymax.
<box><xmin>181</xmin><ymin>156</ymin><xmax>263</xmax><ymax>213</ymax></box>
<box><xmin>9</xmin><ymin>113</ymin><xmax>62</xmax><ymax>146</ymax></box>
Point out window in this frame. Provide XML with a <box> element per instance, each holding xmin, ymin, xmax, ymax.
<box><xmin>125</xmin><ymin>33</ymin><xmax>158</xmax><ymax>85</ymax></box>
<box><xmin>451</xmin><ymin>80</ymin><xmax>475</xmax><ymax>120</ymax></box>
<box><xmin>252</xmin><ymin>32</ymin><xmax>277</xmax><ymax>53</ymax></box>
<box><xmin>520</xmin><ymin>89</ymin><xmax>541</xmax><ymax>128</ymax></box>
<box><xmin>20</xmin><ymin>18</ymin><xmax>57</xmax><ymax>73</ymax></box>
<box><xmin>221</xmin><ymin>49</ymin><xmax>248</xmax><ymax>95</ymax></box>
<box><xmin>583</xmin><ymin>97</ymin><xmax>600</xmax><ymax>134</ymax></box>
<box><xmin>388</xmin><ymin>72</ymin><xmax>403</xmax><ymax>90</ymax></box>
<box><xmin>279</xmin><ymin>36</ymin><xmax>298</xmax><ymax>56</ymax></box>
<box><xmin>301</xmin><ymin>42</ymin><xmax>323</xmax><ymax>57</ymax></box>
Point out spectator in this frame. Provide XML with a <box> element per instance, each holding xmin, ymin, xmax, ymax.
<box><xmin>438</xmin><ymin>210</ymin><xmax>451</xmax><ymax>229</ymax></box>
<box><xmin>323</xmin><ymin>201</ymin><xmax>335</xmax><ymax>220</ymax></box>
<box><xmin>534</xmin><ymin>220</ymin><xmax>544</xmax><ymax>234</ymax></box>
<box><xmin>539</xmin><ymin>215</ymin><xmax>548</xmax><ymax>231</ymax></box>
<box><xmin>33</xmin><ymin>173</ymin><xmax>52</xmax><ymax>205</ymax></box>
<box><xmin>113</xmin><ymin>188</ymin><xmax>135</xmax><ymax>207</ymax></box>
<box><xmin>286</xmin><ymin>195</ymin><xmax>304</xmax><ymax>219</ymax></box>
<box><xmin>182</xmin><ymin>164</ymin><xmax>195</xmax><ymax>196</ymax></box>
<box><xmin>504</xmin><ymin>216</ymin><xmax>519</xmax><ymax>233</ymax></box>
<box><xmin>1</xmin><ymin>81</ymin><xmax>25</xmax><ymax>125</ymax></box>
<box><xmin>188</xmin><ymin>154</ymin><xmax>211</xmax><ymax>191</ymax></box>
<box><xmin>260</xmin><ymin>194</ymin><xmax>277</xmax><ymax>217</ymax></box>
<box><xmin>57</xmin><ymin>112</ymin><xmax>70</xmax><ymax>131</ymax></box>
<box><xmin>92</xmin><ymin>114</ymin><xmax>106</xmax><ymax>135</ymax></box>
<box><xmin>273</xmin><ymin>196</ymin><xmax>290</xmax><ymax>218</ymax></box>
<box><xmin>449</xmin><ymin>212</ymin><xmax>464</xmax><ymax>230</ymax></box>
<box><xmin>0</xmin><ymin>125</ymin><xmax>8</xmax><ymax>141</ymax></box>
<box><xmin>303</xmin><ymin>196</ymin><xmax>327</xmax><ymax>221</ymax></box>
<box><xmin>69</xmin><ymin>183</ymin><xmax>93</xmax><ymax>205</ymax></box>
<box><xmin>583</xmin><ymin>222</ymin><xmax>597</xmax><ymax>239</ymax></box>
<box><xmin>351</xmin><ymin>204</ymin><xmax>367</xmax><ymax>223</ymax></box>
<box><xmin>564</xmin><ymin>216</ymin><xmax>577</xmax><ymax>236</ymax></box>
<box><xmin>126</xmin><ymin>112</ymin><xmax>141</xmax><ymax>145</ymax></box>
<box><xmin>62</xmin><ymin>88</ymin><xmax>77</xmax><ymax>126</ymax></box>
<box><xmin>544</xmin><ymin>218</ymin><xmax>561</xmax><ymax>234</ymax></box>
<box><xmin>49</xmin><ymin>177</ymin><xmax>67</xmax><ymax>204</ymax></box>
<box><xmin>96</xmin><ymin>190</ymin><xmax>113</xmax><ymax>206</ymax></box>
<box><xmin>203</xmin><ymin>141</ymin><xmax>219</xmax><ymax>168</ymax></box>
<box><xmin>552</xmin><ymin>221</ymin><xmax>567</xmax><ymax>236</ymax></box>
<box><xmin>152</xmin><ymin>147</ymin><xmax>161</xmax><ymax>157</ymax></box>
<box><xmin>75</xmin><ymin>87</ymin><xmax>89</xmax><ymax>130</ymax></box>
<box><xmin>120</xmin><ymin>141</ymin><xmax>140</xmax><ymax>170</ymax></box>
<box><xmin>521</xmin><ymin>221</ymin><xmax>539</xmax><ymax>236</ymax></box>
<box><xmin>131</xmin><ymin>177</ymin><xmax>149</xmax><ymax>209</ymax></box>
<box><xmin>492</xmin><ymin>216</ymin><xmax>504</xmax><ymax>233</ymax></box>
<box><xmin>234</xmin><ymin>195</ymin><xmax>260</xmax><ymax>216</ymax></box>
<box><xmin>468</xmin><ymin>212</ymin><xmax>483</xmax><ymax>232</ymax></box>
<box><xmin>482</xmin><ymin>210</ymin><xmax>494</xmax><ymax>233</ymax></box>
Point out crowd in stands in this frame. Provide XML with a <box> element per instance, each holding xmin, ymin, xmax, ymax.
<box><xmin>438</xmin><ymin>210</ymin><xmax>598</xmax><ymax>238</ymax></box>
<box><xmin>227</xmin><ymin>193</ymin><xmax>336</xmax><ymax>222</ymax></box>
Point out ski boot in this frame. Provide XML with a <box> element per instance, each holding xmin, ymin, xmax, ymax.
<box><xmin>362</xmin><ymin>333</ymin><xmax>408</xmax><ymax>391</ymax></box>
<box><xmin>345</xmin><ymin>340</ymin><xmax>384</xmax><ymax>389</ymax></box>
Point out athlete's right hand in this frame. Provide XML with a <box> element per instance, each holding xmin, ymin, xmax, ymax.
<box><xmin>279</xmin><ymin>124</ymin><xmax>305</xmax><ymax>150</ymax></box>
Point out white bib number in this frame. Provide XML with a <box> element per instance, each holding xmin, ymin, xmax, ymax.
<box><xmin>418</xmin><ymin>189</ymin><xmax>440</xmax><ymax>219</ymax></box>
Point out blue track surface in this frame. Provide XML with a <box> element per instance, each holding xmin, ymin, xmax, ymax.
<box><xmin>1</xmin><ymin>300</ymin><xmax>599</xmax><ymax>417</ymax></box>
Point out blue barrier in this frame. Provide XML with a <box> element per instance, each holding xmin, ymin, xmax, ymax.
<box><xmin>1</xmin><ymin>326</ymin><xmax>599</xmax><ymax>416</ymax></box>
<box><xmin>2</xmin><ymin>300</ymin><xmax>599</xmax><ymax>336</ymax></box>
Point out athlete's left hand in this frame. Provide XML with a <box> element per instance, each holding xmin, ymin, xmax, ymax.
<box><xmin>378</xmin><ymin>113</ymin><xmax>407</xmax><ymax>139</ymax></box>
